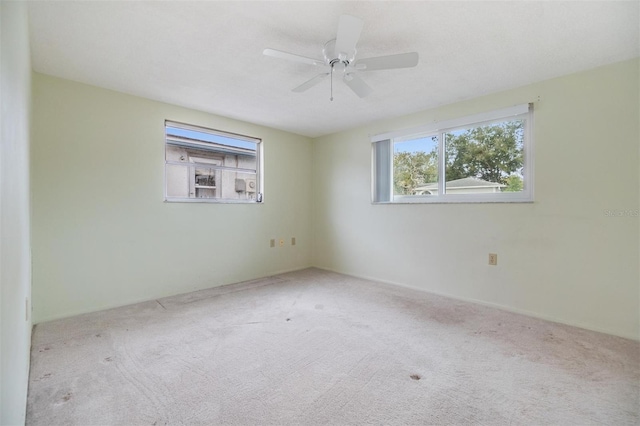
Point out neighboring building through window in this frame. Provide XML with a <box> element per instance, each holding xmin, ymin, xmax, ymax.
<box><xmin>373</xmin><ymin>104</ymin><xmax>533</xmax><ymax>203</ymax></box>
<box><xmin>165</xmin><ymin>121</ymin><xmax>262</xmax><ymax>203</ymax></box>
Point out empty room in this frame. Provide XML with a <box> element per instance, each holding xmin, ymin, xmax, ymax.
<box><xmin>1</xmin><ymin>1</ymin><xmax>639</xmax><ymax>425</ymax></box>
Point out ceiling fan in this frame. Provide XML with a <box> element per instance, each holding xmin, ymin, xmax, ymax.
<box><xmin>263</xmin><ymin>15</ymin><xmax>419</xmax><ymax>101</ymax></box>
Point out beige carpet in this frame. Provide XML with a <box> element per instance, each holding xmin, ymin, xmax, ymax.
<box><xmin>27</xmin><ymin>268</ymin><xmax>639</xmax><ymax>425</ymax></box>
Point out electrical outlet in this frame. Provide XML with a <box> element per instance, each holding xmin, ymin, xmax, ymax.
<box><xmin>270</xmin><ymin>239</ymin><xmax>275</xmax><ymax>248</ymax></box>
<box><xmin>488</xmin><ymin>253</ymin><xmax>498</xmax><ymax>266</ymax></box>
<box><xmin>291</xmin><ymin>237</ymin><xmax>296</xmax><ymax>246</ymax></box>
<box><xmin>279</xmin><ymin>239</ymin><xmax>285</xmax><ymax>247</ymax></box>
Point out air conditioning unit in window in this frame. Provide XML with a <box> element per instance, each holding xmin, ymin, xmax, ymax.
<box><xmin>245</xmin><ymin>178</ymin><xmax>257</xmax><ymax>193</ymax></box>
<box><xmin>235</xmin><ymin>178</ymin><xmax>257</xmax><ymax>193</ymax></box>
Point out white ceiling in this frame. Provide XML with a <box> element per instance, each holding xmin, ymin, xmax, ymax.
<box><xmin>28</xmin><ymin>1</ymin><xmax>639</xmax><ymax>138</ymax></box>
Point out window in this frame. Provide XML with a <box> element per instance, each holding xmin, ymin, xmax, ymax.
<box><xmin>372</xmin><ymin>104</ymin><xmax>533</xmax><ymax>203</ymax></box>
<box><xmin>165</xmin><ymin>121</ymin><xmax>262</xmax><ymax>203</ymax></box>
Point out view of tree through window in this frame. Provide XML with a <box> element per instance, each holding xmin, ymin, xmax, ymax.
<box><xmin>445</xmin><ymin>120</ymin><xmax>524</xmax><ymax>194</ymax></box>
<box><xmin>393</xmin><ymin>136</ymin><xmax>438</xmax><ymax>195</ymax></box>
<box><xmin>393</xmin><ymin>119</ymin><xmax>524</xmax><ymax>196</ymax></box>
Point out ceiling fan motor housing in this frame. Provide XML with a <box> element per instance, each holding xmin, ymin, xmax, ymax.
<box><xmin>324</xmin><ymin>39</ymin><xmax>355</xmax><ymax>69</ymax></box>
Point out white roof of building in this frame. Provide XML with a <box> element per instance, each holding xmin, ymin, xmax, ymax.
<box><xmin>415</xmin><ymin>177</ymin><xmax>505</xmax><ymax>191</ymax></box>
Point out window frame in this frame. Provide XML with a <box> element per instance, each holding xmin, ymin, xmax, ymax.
<box><xmin>164</xmin><ymin>120</ymin><xmax>263</xmax><ymax>204</ymax></box>
<box><xmin>372</xmin><ymin>103</ymin><xmax>534</xmax><ymax>204</ymax></box>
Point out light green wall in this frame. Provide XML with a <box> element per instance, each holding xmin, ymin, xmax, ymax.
<box><xmin>1</xmin><ymin>2</ymin><xmax>32</xmax><ymax>424</ymax></box>
<box><xmin>31</xmin><ymin>59</ymin><xmax>639</xmax><ymax>341</ymax></box>
<box><xmin>31</xmin><ymin>73</ymin><xmax>312</xmax><ymax>323</ymax></box>
<box><xmin>312</xmin><ymin>59</ymin><xmax>640</xmax><ymax>340</ymax></box>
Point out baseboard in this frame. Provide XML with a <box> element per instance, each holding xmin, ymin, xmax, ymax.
<box><xmin>314</xmin><ymin>265</ymin><xmax>640</xmax><ymax>342</ymax></box>
<box><xmin>33</xmin><ymin>265</ymin><xmax>313</xmax><ymax>324</ymax></box>
<box><xmin>35</xmin><ymin>264</ymin><xmax>639</xmax><ymax>342</ymax></box>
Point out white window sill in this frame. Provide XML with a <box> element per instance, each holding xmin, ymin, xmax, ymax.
<box><xmin>164</xmin><ymin>197</ymin><xmax>261</xmax><ymax>204</ymax></box>
<box><xmin>374</xmin><ymin>194</ymin><xmax>534</xmax><ymax>204</ymax></box>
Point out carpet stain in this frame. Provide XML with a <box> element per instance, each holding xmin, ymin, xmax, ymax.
<box><xmin>286</xmin><ymin>318</ymin><xmax>291</xmax><ymax>321</ymax></box>
<box><xmin>35</xmin><ymin>373</ymin><xmax>52</xmax><ymax>382</ymax></box>
<box><xmin>391</xmin><ymin>295</ymin><xmax>468</xmax><ymax>325</ymax></box>
<box><xmin>478</xmin><ymin>317</ymin><xmax>639</xmax><ymax>381</ymax></box>
<box><xmin>410</xmin><ymin>374</ymin><xmax>421</xmax><ymax>381</ymax></box>
<box><xmin>61</xmin><ymin>392</ymin><xmax>72</xmax><ymax>402</ymax></box>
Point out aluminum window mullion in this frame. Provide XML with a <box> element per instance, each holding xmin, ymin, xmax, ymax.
<box><xmin>438</xmin><ymin>133</ymin><xmax>445</xmax><ymax>197</ymax></box>
<box><xmin>522</xmin><ymin>104</ymin><xmax>534</xmax><ymax>198</ymax></box>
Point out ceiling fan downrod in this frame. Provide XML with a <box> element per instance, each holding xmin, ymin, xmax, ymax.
<box><xmin>329</xmin><ymin>57</ymin><xmax>348</xmax><ymax>101</ymax></box>
<box><xmin>330</xmin><ymin>62</ymin><xmax>334</xmax><ymax>102</ymax></box>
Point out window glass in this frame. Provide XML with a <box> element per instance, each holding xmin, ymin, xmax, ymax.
<box><xmin>165</xmin><ymin>121</ymin><xmax>261</xmax><ymax>203</ymax></box>
<box><xmin>393</xmin><ymin>135</ymin><xmax>438</xmax><ymax>196</ymax></box>
<box><xmin>372</xmin><ymin>104</ymin><xmax>532</xmax><ymax>203</ymax></box>
<box><xmin>444</xmin><ymin>119</ymin><xmax>524</xmax><ymax>195</ymax></box>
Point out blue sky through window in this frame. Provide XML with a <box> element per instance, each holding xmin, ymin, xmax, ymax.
<box><xmin>167</xmin><ymin>127</ymin><xmax>256</xmax><ymax>151</ymax></box>
<box><xmin>394</xmin><ymin>136</ymin><xmax>437</xmax><ymax>154</ymax></box>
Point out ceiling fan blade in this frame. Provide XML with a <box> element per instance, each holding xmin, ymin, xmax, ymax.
<box><xmin>354</xmin><ymin>52</ymin><xmax>419</xmax><ymax>71</ymax></box>
<box><xmin>343</xmin><ymin>73</ymin><xmax>373</xmax><ymax>98</ymax></box>
<box><xmin>263</xmin><ymin>48</ymin><xmax>325</xmax><ymax>67</ymax></box>
<box><xmin>334</xmin><ymin>15</ymin><xmax>364</xmax><ymax>58</ymax></box>
<box><xmin>292</xmin><ymin>73</ymin><xmax>329</xmax><ymax>93</ymax></box>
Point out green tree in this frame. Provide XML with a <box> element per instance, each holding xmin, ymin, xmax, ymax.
<box><xmin>444</xmin><ymin>121</ymin><xmax>523</xmax><ymax>185</ymax></box>
<box><xmin>504</xmin><ymin>175</ymin><xmax>523</xmax><ymax>192</ymax></box>
<box><xmin>393</xmin><ymin>150</ymin><xmax>437</xmax><ymax>195</ymax></box>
